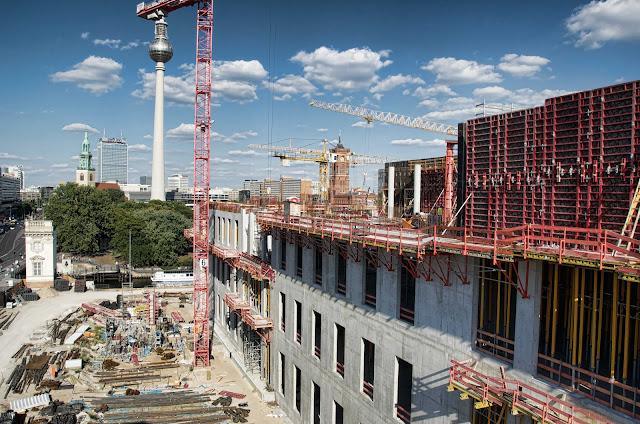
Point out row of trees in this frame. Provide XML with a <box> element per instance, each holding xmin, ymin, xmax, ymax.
<box><xmin>44</xmin><ymin>183</ymin><xmax>192</xmax><ymax>267</ymax></box>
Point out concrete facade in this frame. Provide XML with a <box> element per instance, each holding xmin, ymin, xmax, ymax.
<box><xmin>209</xmin><ymin>205</ymin><xmax>635</xmax><ymax>424</ymax></box>
<box><xmin>24</xmin><ymin>220</ymin><xmax>56</xmax><ymax>288</ymax></box>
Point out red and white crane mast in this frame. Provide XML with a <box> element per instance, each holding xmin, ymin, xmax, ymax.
<box><xmin>137</xmin><ymin>0</ymin><xmax>213</xmax><ymax>367</ymax></box>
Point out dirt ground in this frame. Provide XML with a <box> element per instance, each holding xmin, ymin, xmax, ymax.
<box><xmin>0</xmin><ymin>288</ymin><xmax>290</xmax><ymax>423</ymax></box>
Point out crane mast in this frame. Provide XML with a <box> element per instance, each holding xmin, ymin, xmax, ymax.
<box><xmin>137</xmin><ymin>0</ymin><xmax>213</xmax><ymax>368</ymax></box>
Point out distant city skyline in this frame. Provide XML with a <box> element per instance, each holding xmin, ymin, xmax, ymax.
<box><xmin>1</xmin><ymin>0</ymin><xmax>638</xmax><ymax>189</ymax></box>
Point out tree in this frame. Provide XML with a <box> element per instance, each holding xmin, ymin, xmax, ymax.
<box><xmin>111</xmin><ymin>202</ymin><xmax>192</xmax><ymax>266</ymax></box>
<box><xmin>44</xmin><ymin>183</ymin><xmax>124</xmax><ymax>254</ymax></box>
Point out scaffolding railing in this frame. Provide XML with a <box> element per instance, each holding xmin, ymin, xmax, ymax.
<box><xmin>538</xmin><ymin>354</ymin><xmax>640</xmax><ymax>419</ymax></box>
<box><xmin>256</xmin><ymin>211</ymin><xmax>640</xmax><ymax>275</ymax></box>
<box><xmin>449</xmin><ymin>360</ymin><xmax>614</xmax><ymax>424</ymax></box>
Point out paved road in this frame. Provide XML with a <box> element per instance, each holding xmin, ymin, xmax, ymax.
<box><xmin>0</xmin><ymin>223</ymin><xmax>25</xmax><ymax>283</ymax></box>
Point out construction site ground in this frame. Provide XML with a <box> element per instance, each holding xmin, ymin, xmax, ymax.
<box><xmin>0</xmin><ymin>288</ymin><xmax>289</xmax><ymax>423</ymax></box>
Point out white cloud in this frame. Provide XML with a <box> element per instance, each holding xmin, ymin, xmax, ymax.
<box><xmin>133</xmin><ymin>59</ymin><xmax>267</xmax><ymax>104</ymax></box>
<box><xmin>471</xmin><ymin>86</ymin><xmax>572</xmax><ymax>108</ymax></box>
<box><xmin>51</xmin><ymin>56</ymin><xmax>123</xmax><ymax>95</ymax></box>
<box><xmin>166</xmin><ymin>123</ymin><xmax>194</xmax><ymax>140</ymax></box>
<box><xmin>71</xmin><ymin>155</ymin><xmax>80</xmax><ymax>160</ymax></box>
<box><xmin>390</xmin><ymin>138</ymin><xmax>446</xmax><ymax>147</ymax></box>
<box><xmin>352</xmin><ymin>121</ymin><xmax>373</xmax><ymax>128</ymax></box>
<box><xmin>422</xmin><ymin>57</ymin><xmax>501</xmax><ymax>85</ymax></box>
<box><xmin>317</xmin><ymin>128</ymin><xmax>328</xmax><ymax>132</ymax></box>
<box><xmin>0</xmin><ymin>153</ymin><xmax>26</xmax><ymax>160</ymax></box>
<box><xmin>128</xmin><ymin>144</ymin><xmax>152</xmax><ymax>152</ymax></box>
<box><xmin>121</xmin><ymin>41</ymin><xmax>140</xmax><ymax>50</ymax></box>
<box><xmin>472</xmin><ymin>86</ymin><xmax>513</xmax><ymax>100</ymax></box>
<box><xmin>143</xmin><ymin>134</ymin><xmax>152</xmax><ymax>139</ymax></box>
<box><xmin>372</xmin><ymin>93</ymin><xmax>383</xmax><ymax>101</ymax></box>
<box><xmin>418</xmin><ymin>99</ymin><xmax>439</xmax><ymax>108</ymax></box>
<box><xmin>567</xmin><ymin>0</ymin><xmax>640</xmax><ymax>49</ymax></box>
<box><xmin>370</xmin><ymin>74</ymin><xmax>424</xmax><ymax>93</ymax></box>
<box><xmin>270</xmin><ymin>74</ymin><xmax>316</xmax><ymax>96</ymax></box>
<box><xmin>498</xmin><ymin>54</ymin><xmax>550</xmax><ymax>77</ymax></box>
<box><xmin>413</xmin><ymin>84</ymin><xmax>456</xmax><ymax>98</ymax></box>
<box><xmin>222</xmin><ymin>130</ymin><xmax>258</xmax><ymax>144</ymax></box>
<box><xmin>274</xmin><ymin>94</ymin><xmax>292</xmax><ymax>101</ymax></box>
<box><xmin>40</xmin><ymin>110</ymin><xmax>54</xmax><ymax>114</ymax></box>
<box><xmin>51</xmin><ymin>163</ymin><xmax>69</xmax><ymax>168</ymax></box>
<box><xmin>228</xmin><ymin>150</ymin><xmax>264</xmax><ymax>156</ymax></box>
<box><xmin>291</xmin><ymin>46</ymin><xmax>392</xmax><ymax>91</ymax></box>
<box><xmin>615</xmin><ymin>76</ymin><xmax>625</xmax><ymax>83</ymax></box>
<box><xmin>93</xmin><ymin>38</ymin><xmax>121</xmax><ymax>48</ymax></box>
<box><xmin>62</xmin><ymin>123</ymin><xmax>99</xmax><ymax>134</ymax></box>
<box><xmin>212</xmin><ymin>157</ymin><xmax>239</xmax><ymax>164</ymax></box>
<box><xmin>81</xmin><ymin>32</ymin><xmax>90</xmax><ymax>39</ymax></box>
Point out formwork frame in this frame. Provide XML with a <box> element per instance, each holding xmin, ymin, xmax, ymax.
<box><xmin>465</xmin><ymin>80</ymin><xmax>640</xmax><ymax>235</ymax></box>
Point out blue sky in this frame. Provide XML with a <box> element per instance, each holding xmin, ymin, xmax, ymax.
<box><xmin>1</xmin><ymin>0</ymin><xmax>639</xmax><ymax>190</ymax></box>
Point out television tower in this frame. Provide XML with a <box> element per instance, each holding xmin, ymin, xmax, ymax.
<box><xmin>148</xmin><ymin>18</ymin><xmax>173</xmax><ymax>201</ymax></box>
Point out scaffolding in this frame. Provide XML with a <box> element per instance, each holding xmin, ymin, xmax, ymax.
<box><xmin>448</xmin><ymin>360</ymin><xmax>613</xmax><ymax>424</ymax></box>
<box><xmin>243</xmin><ymin>329</ymin><xmax>262</xmax><ymax>376</ymax></box>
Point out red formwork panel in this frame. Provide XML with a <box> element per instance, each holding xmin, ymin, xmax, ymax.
<box><xmin>465</xmin><ymin>80</ymin><xmax>640</xmax><ymax>233</ymax></box>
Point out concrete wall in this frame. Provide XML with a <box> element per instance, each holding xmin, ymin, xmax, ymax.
<box><xmin>271</xmin><ymin>238</ymin><xmax>477</xmax><ymax>424</ymax></box>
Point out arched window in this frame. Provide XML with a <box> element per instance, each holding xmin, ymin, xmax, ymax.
<box><xmin>80</xmin><ymin>174</ymin><xmax>84</xmax><ymax>181</ymax></box>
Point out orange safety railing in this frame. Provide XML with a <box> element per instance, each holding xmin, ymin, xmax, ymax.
<box><xmin>449</xmin><ymin>360</ymin><xmax>614</xmax><ymax>424</ymax></box>
<box><xmin>257</xmin><ymin>211</ymin><xmax>640</xmax><ymax>272</ymax></box>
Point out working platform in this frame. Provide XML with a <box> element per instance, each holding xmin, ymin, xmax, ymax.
<box><xmin>256</xmin><ymin>211</ymin><xmax>640</xmax><ymax>279</ymax></box>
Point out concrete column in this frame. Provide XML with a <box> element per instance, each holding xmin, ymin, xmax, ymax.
<box><xmin>513</xmin><ymin>260</ymin><xmax>543</xmax><ymax>374</ymax></box>
<box><xmin>151</xmin><ymin>62</ymin><xmax>166</xmax><ymax>201</ymax></box>
<box><xmin>413</xmin><ymin>163</ymin><xmax>421</xmax><ymax>214</ymax></box>
<box><xmin>387</xmin><ymin>166</ymin><xmax>395</xmax><ymax>218</ymax></box>
<box><xmin>378</xmin><ymin>251</ymin><xmax>398</xmax><ymax>317</ymax></box>
<box><xmin>346</xmin><ymin>254</ymin><xmax>363</xmax><ymax>304</ymax></box>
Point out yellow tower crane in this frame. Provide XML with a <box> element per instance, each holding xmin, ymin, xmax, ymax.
<box><xmin>247</xmin><ymin>139</ymin><xmax>393</xmax><ymax>203</ymax></box>
<box><xmin>308</xmin><ymin>99</ymin><xmax>459</xmax><ymax>223</ymax></box>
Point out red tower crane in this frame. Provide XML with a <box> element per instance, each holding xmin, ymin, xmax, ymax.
<box><xmin>137</xmin><ymin>0</ymin><xmax>213</xmax><ymax>367</ymax></box>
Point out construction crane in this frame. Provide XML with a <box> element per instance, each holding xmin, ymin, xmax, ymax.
<box><xmin>309</xmin><ymin>99</ymin><xmax>458</xmax><ymax>137</ymax></box>
<box><xmin>137</xmin><ymin>0</ymin><xmax>212</xmax><ymax>368</ymax></box>
<box><xmin>309</xmin><ymin>99</ymin><xmax>458</xmax><ymax>224</ymax></box>
<box><xmin>248</xmin><ymin>140</ymin><xmax>393</xmax><ymax>202</ymax></box>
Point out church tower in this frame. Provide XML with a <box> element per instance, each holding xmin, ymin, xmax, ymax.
<box><xmin>76</xmin><ymin>130</ymin><xmax>96</xmax><ymax>187</ymax></box>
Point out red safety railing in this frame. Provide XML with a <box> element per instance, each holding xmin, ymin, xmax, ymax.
<box><xmin>336</xmin><ymin>361</ymin><xmax>344</xmax><ymax>377</ymax></box>
<box><xmin>364</xmin><ymin>294</ymin><xmax>376</xmax><ymax>308</ymax></box>
<box><xmin>314</xmin><ymin>345</ymin><xmax>321</xmax><ymax>359</ymax></box>
<box><xmin>396</xmin><ymin>404</ymin><xmax>411</xmax><ymax>424</ymax></box>
<box><xmin>363</xmin><ymin>381</ymin><xmax>374</xmax><ymax>400</ymax></box>
<box><xmin>449</xmin><ymin>360</ymin><xmax>614</xmax><ymax>424</ymax></box>
<box><xmin>241</xmin><ymin>309</ymin><xmax>273</xmax><ymax>330</ymax></box>
<box><xmin>224</xmin><ymin>293</ymin><xmax>250</xmax><ymax>311</ymax></box>
<box><xmin>476</xmin><ymin>329</ymin><xmax>515</xmax><ymax>364</ymax></box>
<box><xmin>171</xmin><ymin>311</ymin><xmax>185</xmax><ymax>323</ymax></box>
<box><xmin>538</xmin><ymin>354</ymin><xmax>640</xmax><ymax>419</ymax></box>
<box><xmin>399</xmin><ymin>307</ymin><xmax>415</xmax><ymax>325</ymax></box>
<box><xmin>257</xmin><ymin>211</ymin><xmax>640</xmax><ymax>273</ymax></box>
<box><xmin>82</xmin><ymin>302</ymin><xmax>122</xmax><ymax>319</ymax></box>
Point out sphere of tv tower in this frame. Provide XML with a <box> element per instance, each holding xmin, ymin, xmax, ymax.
<box><xmin>149</xmin><ymin>19</ymin><xmax>173</xmax><ymax>63</ymax></box>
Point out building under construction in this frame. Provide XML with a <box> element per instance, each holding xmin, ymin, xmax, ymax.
<box><xmin>208</xmin><ymin>80</ymin><xmax>640</xmax><ymax>424</ymax></box>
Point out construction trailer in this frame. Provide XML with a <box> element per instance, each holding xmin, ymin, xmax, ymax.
<box><xmin>206</xmin><ymin>80</ymin><xmax>640</xmax><ymax>424</ymax></box>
